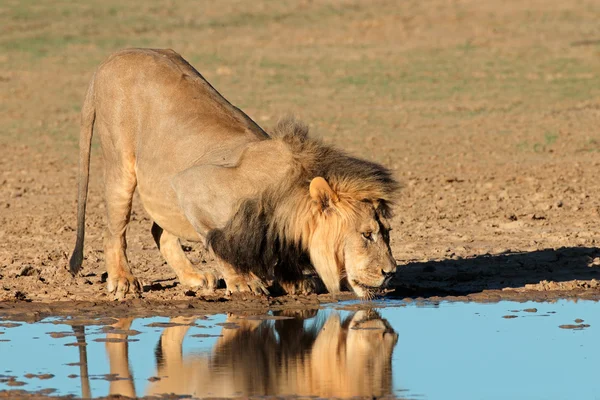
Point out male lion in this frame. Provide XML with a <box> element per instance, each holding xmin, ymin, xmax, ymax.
<box><xmin>69</xmin><ymin>48</ymin><xmax>398</xmax><ymax>298</ymax></box>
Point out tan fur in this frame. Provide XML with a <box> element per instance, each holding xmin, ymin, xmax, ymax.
<box><xmin>101</xmin><ymin>311</ymin><xmax>398</xmax><ymax>398</ymax></box>
<box><xmin>70</xmin><ymin>48</ymin><xmax>398</xmax><ymax>298</ymax></box>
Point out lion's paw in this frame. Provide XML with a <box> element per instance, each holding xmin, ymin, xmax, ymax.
<box><xmin>179</xmin><ymin>269</ymin><xmax>220</xmax><ymax>291</ymax></box>
<box><xmin>225</xmin><ymin>272</ymin><xmax>269</xmax><ymax>296</ymax></box>
<box><xmin>280</xmin><ymin>277</ymin><xmax>320</xmax><ymax>296</ymax></box>
<box><xmin>107</xmin><ymin>272</ymin><xmax>143</xmax><ymax>300</ymax></box>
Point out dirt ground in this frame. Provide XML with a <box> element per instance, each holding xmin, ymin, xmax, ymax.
<box><xmin>1</xmin><ymin>0</ymin><xmax>600</xmax><ymax>318</ymax></box>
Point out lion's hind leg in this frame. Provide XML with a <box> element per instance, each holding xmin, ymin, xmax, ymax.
<box><xmin>105</xmin><ymin>318</ymin><xmax>136</xmax><ymax>397</ymax></box>
<box><xmin>151</xmin><ymin>223</ymin><xmax>220</xmax><ymax>291</ymax></box>
<box><xmin>102</xmin><ymin>164</ymin><xmax>142</xmax><ymax>299</ymax></box>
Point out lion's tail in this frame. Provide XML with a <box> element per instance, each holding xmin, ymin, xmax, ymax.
<box><xmin>69</xmin><ymin>75</ymin><xmax>96</xmax><ymax>276</ymax></box>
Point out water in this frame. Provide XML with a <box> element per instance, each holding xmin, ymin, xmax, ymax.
<box><xmin>1</xmin><ymin>299</ymin><xmax>598</xmax><ymax>399</ymax></box>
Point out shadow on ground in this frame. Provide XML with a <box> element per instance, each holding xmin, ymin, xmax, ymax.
<box><xmin>391</xmin><ymin>247</ymin><xmax>600</xmax><ymax>298</ymax></box>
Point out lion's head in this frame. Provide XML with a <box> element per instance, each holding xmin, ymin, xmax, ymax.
<box><xmin>284</xmin><ymin>117</ymin><xmax>399</xmax><ymax>297</ymax></box>
<box><xmin>308</xmin><ymin>177</ymin><xmax>397</xmax><ymax>297</ymax></box>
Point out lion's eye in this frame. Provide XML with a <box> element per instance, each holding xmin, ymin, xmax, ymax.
<box><xmin>362</xmin><ymin>232</ymin><xmax>373</xmax><ymax>240</ymax></box>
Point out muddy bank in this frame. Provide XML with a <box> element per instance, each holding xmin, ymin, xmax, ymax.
<box><xmin>2</xmin><ymin>287</ymin><xmax>600</xmax><ymax>323</ymax></box>
<box><xmin>0</xmin><ymin>292</ymin><xmax>352</xmax><ymax>322</ymax></box>
<box><xmin>2</xmin><ymin>228</ymin><xmax>600</xmax><ymax>320</ymax></box>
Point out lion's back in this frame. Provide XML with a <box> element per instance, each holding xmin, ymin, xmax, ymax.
<box><xmin>92</xmin><ymin>48</ymin><xmax>266</xmax><ymax>153</ymax></box>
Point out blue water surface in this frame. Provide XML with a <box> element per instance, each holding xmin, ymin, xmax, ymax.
<box><xmin>0</xmin><ymin>300</ymin><xmax>598</xmax><ymax>399</ymax></box>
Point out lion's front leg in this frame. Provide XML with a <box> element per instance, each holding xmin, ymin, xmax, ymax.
<box><xmin>151</xmin><ymin>223</ymin><xmax>220</xmax><ymax>291</ymax></box>
<box><xmin>219</xmin><ymin>260</ymin><xmax>270</xmax><ymax>296</ymax></box>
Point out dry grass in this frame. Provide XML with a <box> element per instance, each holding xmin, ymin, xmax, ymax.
<box><xmin>1</xmin><ymin>0</ymin><xmax>599</xmax><ymax>160</ymax></box>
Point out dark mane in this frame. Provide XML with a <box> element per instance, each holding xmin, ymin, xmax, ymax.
<box><xmin>206</xmin><ymin>197</ymin><xmax>306</xmax><ymax>278</ymax></box>
<box><xmin>206</xmin><ymin>117</ymin><xmax>399</xmax><ymax>280</ymax></box>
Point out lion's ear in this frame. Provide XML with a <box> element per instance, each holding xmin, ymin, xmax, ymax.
<box><xmin>309</xmin><ymin>177</ymin><xmax>338</xmax><ymax>212</ymax></box>
<box><xmin>374</xmin><ymin>200</ymin><xmax>393</xmax><ymax>229</ymax></box>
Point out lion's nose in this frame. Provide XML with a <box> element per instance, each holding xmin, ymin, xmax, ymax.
<box><xmin>381</xmin><ymin>260</ymin><xmax>396</xmax><ymax>275</ymax></box>
<box><xmin>381</xmin><ymin>261</ymin><xmax>396</xmax><ymax>285</ymax></box>
<box><xmin>381</xmin><ymin>269</ymin><xmax>395</xmax><ymax>278</ymax></box>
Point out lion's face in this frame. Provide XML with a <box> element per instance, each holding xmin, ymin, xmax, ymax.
<box><xmin>309</xmin><ymin>177</ymin><xmax>397</xmax><ymax>297</ymax></box>
<box><xmin>342</xmin><ymin>201</ymin><xmax>396</xmax><ymax>297</ymax></box>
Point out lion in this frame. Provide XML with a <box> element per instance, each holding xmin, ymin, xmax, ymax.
<box><xmin>100</xmin><ymin>310</ymin><xmax>398</xmax><ymax>398</ymax></box>
<box><xmin>69</xmin><ymin>48</ymin><xmax>399</xmax><ymax>298</ymax></box>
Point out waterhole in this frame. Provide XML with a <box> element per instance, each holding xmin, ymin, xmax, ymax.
<box><xmin>0</xmin><ymin>299</ymin><xmax>598</xmax><ymax>399</ymax></box>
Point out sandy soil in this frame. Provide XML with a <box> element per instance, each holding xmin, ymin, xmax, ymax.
<box><xmin>1</xmin><ymin>0</ymin><xmax>600</xmax><ymax>319</ymax></box>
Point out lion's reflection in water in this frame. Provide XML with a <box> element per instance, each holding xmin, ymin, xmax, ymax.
<box><xmin>103</xmin><ymin>309</ymin><xmax>398</xmax><ymax>398</ymax></box>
